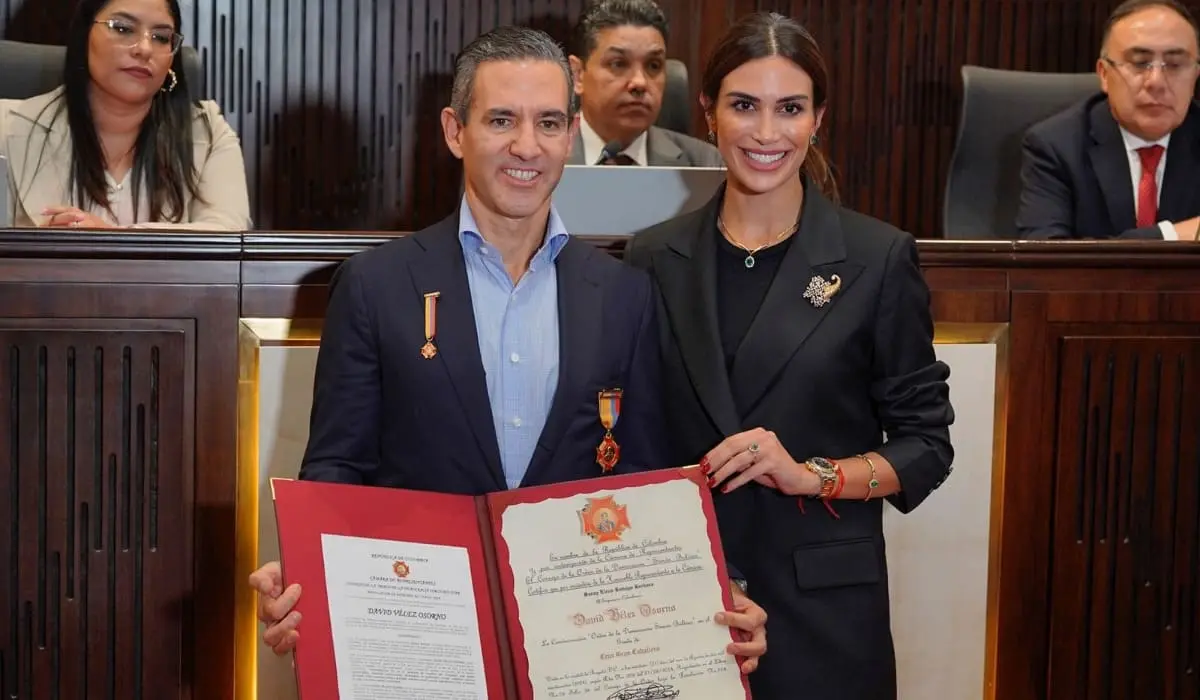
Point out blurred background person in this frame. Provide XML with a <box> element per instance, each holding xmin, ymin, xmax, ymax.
<box><xmin>568</xmin><ymin>0</ymin><xmax>722</xmax><ymax>167</ymax></box>
<box><xmin>0</xmin><ymin>0</ymin><xmax>251</xmax><ymax>230</ymax></box>
<box><xmin>1017</xmin><ymin>0</ymin><xmax>1200</xmax><ymax>241</ymax></box>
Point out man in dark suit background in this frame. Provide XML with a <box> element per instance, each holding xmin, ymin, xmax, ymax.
<box><xmin>567</xmin><ymin>0</ymin><xmax>723</xmax><ymax>167</ymax></box>
<box><xmin>247</xmin><ymin>24</ymin><xmax>767</xmax><ymax>670</ymax></box>
<box><xmin>1017</xmin><ymin>0</ymin><xmax>1200</xmax><ymax>241</ymax></box>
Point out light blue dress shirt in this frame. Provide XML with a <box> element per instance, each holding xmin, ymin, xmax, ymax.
<box><xmin>458</xmin><ymin>198</ymin><xmax>570</xmax><ymax>489</ymax></box>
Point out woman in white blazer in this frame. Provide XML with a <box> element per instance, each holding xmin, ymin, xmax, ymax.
<box><xmin>0</xmin><ymin>0</ymin><xmax>251</xmax><ymax>231</ymax></box>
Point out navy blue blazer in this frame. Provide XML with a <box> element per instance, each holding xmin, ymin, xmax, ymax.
<box><xmin>299</xmin><ymin>213</ymin><xmax>667</xmax><ymax>494</ymax></box>
<box><xmin>1017</xmin><ymin>93</ymin><xmax>1200</xmax><ymax>240</ymax></box>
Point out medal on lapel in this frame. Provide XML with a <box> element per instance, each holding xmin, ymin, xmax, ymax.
<box><xmin>803</xmin><ymin>274</ymin><xmax>842</xmax><ymax>308</ymax></box>
<box><xmin>420</xmin><ymin>291</ymin><xmax>440</xmax><ymax>359</ymax></box>
<box><xmin>596</xmin><ymin>389</ymin><xmax>623</xmax><ymax>473</ymax></box>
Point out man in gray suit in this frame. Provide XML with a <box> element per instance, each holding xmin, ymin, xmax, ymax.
<box><xmin>567</xmin><ymin>0</ymin><xmax>723</xmax><ymax>167</ymax></box>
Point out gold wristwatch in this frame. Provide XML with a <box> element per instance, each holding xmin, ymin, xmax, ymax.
<box><xmin>804</xmin><ymin>457</ymin><xmax>839</xmax><ymax>499</ymax></box>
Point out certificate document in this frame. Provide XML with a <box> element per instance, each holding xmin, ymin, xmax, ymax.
<box><xmin>273</xmin><ymin>468</ymin><xmax>749</xmax><ymax>700</ymax></box>
<box><xmin>321</xmin><ymin>535</ymin><xmax>487</xmax><ymax>699</ymax></box>
<box><xmin>495</xmin><ymin>478</ymin><xmax>745</xmax><ymax>699</ymax></box>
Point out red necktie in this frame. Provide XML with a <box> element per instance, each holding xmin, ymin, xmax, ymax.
<box><xmin>1136</xmin><ymin>145</ymin><xmax>1164</xmax><ymax>228</ymax></box>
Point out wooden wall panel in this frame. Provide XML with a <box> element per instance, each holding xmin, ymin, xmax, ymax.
<box><xmin>3</xmin><ymin>0</ymin><xmax>1197</xmax><ymax>234</ymax></box>
<box><xmin>0</xmin><ymin>323</ymin><xmax>190</xmax><ymax>699</ymax></box>
<box><xmin>0</xmin><ymin>234</ymin><xmax>242</xmax><ymax>700</ymax></box>
<box><xmin>1047</xmin><ymin>336</ymin><xmax>1200</xmax><ymax>700</ymax></box>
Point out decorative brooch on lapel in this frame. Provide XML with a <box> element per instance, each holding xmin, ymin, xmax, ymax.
<box><xmin>803</xmin><ymin>274</ymin><xmax>842</xmax><ymax>308</ymax></box>
<box><xmin>420</xmin><ymin>291</ymin><xmax>440</xmax><ymax>359</ymax></box>
<box><xmin>596</xmin><ymin>389</ymin><xmax>623</xmax><ymax>473</ymax></box>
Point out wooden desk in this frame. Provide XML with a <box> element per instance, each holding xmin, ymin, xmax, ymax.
<box><xmin>2</xmin><ymin>232</ymin><xmax>1197</xmax><ymax>700</ymax></box>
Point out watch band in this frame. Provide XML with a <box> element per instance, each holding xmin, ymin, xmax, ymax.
<box><xmin>805</xmin><ymin>457</ymin><xmax>840</xmax><ymax>499</ymax></box>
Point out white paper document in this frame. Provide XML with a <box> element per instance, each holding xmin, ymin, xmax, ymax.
<box><xmin>500</xmin><ymin>478</ymin><xmax>744</xmax><ymax>699</ymax></box>
<box><xmin>321</xmin><ymin>534</ymin><xmax>488</xmax><ymax>700</ymax></box>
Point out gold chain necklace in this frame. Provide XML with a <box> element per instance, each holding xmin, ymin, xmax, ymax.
<box><xmin>717</xmin><ymin>216</ymin><xmax>798</xmax><ymax>269</ymax></box>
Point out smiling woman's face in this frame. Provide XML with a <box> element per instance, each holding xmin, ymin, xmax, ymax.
<box><xmin>706</xmin><ymin>55</ymin><xmax>825</xmax><ymax>196</ymax></box>
<box><xmin>88</xmin><ymin>0</ymin><xmax>178</xmax><ymax>106</ymax></box>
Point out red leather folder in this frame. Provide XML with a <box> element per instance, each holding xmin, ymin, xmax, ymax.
<box><xmin>272</xmin><ymin>467</ymin><xmax>747</xmax><ymax>700</ymax></box>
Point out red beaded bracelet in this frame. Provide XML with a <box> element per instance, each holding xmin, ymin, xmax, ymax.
<box><xmin>797</xmin><ymin>459</ymin><xmax>842</xmax><ymax>519</ymax></box>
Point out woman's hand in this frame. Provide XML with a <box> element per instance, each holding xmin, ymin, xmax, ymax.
<box><xmin>42</xmin><ymin>206</ymin><xmax>112</xmax><ymax>229</ymax></box>
<box><xmin>702</xmin><ymin>428</ymin><xmax>819</xmax><ymax>496</ymax></box>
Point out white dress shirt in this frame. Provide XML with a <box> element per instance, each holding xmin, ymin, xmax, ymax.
<box><xmin>1119</xmin><ymin>127</ymin><xmax>1176</xmax><ymax>240</ymax></box>
<box><xmin>578</xmin><ymin>113</ymin><xmax>648</xmax><ymax>166</ymax></box>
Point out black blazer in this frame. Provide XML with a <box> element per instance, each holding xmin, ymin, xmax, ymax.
<box><xmin>301</xmin><ymin>213</ymin><xmax>666</xmax><ymax>493</ymax></box>
<box><xmin>1017</xmin><ymin>93</ymin><xmax>1200</xmax><ymax>240</ymax></box>
<box><xmin>625</xmin><ymin>184</ymin><xmax>955</xmax><ymax>700</ymax></box>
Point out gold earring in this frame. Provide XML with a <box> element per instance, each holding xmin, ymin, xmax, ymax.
<box><xmin>160</xmin><ymin>69</ymin><xmax>177</xmax><ymax>93</ymax></box>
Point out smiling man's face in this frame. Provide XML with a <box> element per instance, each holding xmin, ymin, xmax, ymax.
<box><xmin>441</xmin><ymin>59</ymin><xmax>575</xmax><ymax>221</ymax></box>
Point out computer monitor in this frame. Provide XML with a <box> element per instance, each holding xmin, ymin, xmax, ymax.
<box><xmin>551</xmin><ymin>164</ymin><xmax>726</xmax><ymax>236</ymax></box>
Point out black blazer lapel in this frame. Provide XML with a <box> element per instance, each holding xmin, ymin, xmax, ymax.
<box><xmin>653</xmin><ymin>195</ymin><xmax>741</xmax><ymax>436</ymax></box>
<box><xmin>1160</xmin><ymin>106</ymin><xmax>1200</xmax><ymax>222</ymax></box>
<box><xmin>1088</xmin><ymin>102</ymin><xmax>1137</xmax><ymax>235</ymax></box>
<box><xmin>730</xmin><ymin>186</ymin><xmax>864</xmax><ymax>416</ymax></box>
<box><xmin>406</xmin><ymin>216</ymin><xmax>505</xmax><ymax>489</ymax></box>
<box><xmin>521</xmin><ymin>239</ymin><xmax>603</xmax><ymax>485</ymax></box>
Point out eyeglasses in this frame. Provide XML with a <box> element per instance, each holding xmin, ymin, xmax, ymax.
<box><xmin>1102</xmin><ymin>55</ymin><xmax>1200</xmax><ymax>82</ymax></box>
<box><xmin>94</xmin><ymin>18</ymin><xmax>184</xmax><ymax>55</ymax></box>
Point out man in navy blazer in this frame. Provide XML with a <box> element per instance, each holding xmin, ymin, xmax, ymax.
<box><xmin>1017</xmin><ymin>0</ymin><xmax>1200</xmax><ymax>241</ymax></box>
<box><xmin>248</xmin><ymin>25</ymin><xmax>767</xmax><ymax>671</ymax></box>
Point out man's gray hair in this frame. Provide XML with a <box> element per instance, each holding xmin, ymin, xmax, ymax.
<box><xmin>450</xmin><ymin>25</ymin><xmax>576</xmax><ymax>122</ymax></box>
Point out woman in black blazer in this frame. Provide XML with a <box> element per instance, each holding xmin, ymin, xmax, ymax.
<box><xmin>625</xmin><ymin>12</ymin><xmax>955</xmax><ymax>700</ymax></box>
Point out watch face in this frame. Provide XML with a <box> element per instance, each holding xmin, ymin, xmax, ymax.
<box><xmin>809</xmin><ymin>457</ymin><xmax>836</xmax><ymax>472</ymax></box>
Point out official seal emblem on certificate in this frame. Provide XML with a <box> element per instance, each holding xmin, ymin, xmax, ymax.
<box><xmin>579</xmin><ymin>495</ymin><xmax>630</xmax><ymax>543</ymax></box>
<box><xmin>272</xmin><ymin>467</ymin><xmax>750</xmax><ymax>699</ymax></box>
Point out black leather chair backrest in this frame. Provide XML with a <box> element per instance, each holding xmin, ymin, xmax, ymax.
<box><xmin>655</xmin><ymin>58</ymin><xmax>693</xmax><ymax>135</ymax></box>
<box><xmin>943</xmin><ymin>65</ymin><xmax>1099</xmax><ymax>239</ymax></box>
<box><xmin>0</xmin><ymin>39</ymin><xmax>205</xmax><ymax>101</ymax></box>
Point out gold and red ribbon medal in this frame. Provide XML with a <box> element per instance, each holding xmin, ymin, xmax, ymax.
<box><xmin>595</xmin><ymin>389</ymin><xmax>623</xmax><ymax>472</ymax></box>
<box><xmin>420</xmin><ymin>291</ymin><xmax>440</xmax><ymax>359</ymax></box>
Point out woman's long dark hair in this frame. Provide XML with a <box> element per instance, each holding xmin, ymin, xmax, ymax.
<box><xmin>55</xmin><ymin>0</ymin><xmax>207</xmax><ymax>222</ymax></box>
<box><xmin>701</xmin><ymin>12</ymin><xmax>840</xmax><ymax>204</ymax></box>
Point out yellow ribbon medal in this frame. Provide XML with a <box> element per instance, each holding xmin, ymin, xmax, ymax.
<box><xmin>420</xmin><ymin>291</ymin><xmax>440</xmax><ymax>359</ymax></box>
<box><xmin>596</xmin><ymin>389</ymin><xmax>623</xmax><ymax>472</ymax></box>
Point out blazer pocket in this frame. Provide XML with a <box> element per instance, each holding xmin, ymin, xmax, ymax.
<box><xmin>792</xmin><ymin>537</ymin><xmax>881</xmax><ymax>591</ymax></box>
